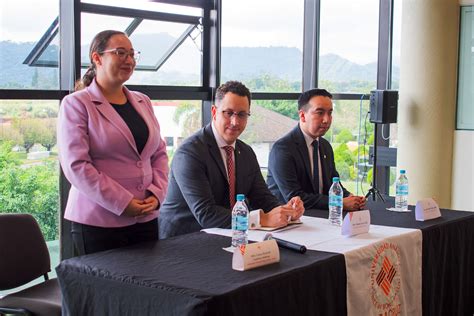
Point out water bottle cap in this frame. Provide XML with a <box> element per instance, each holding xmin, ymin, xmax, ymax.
<box><xmin>332</xmin><ymin>177</ymin><xmax>340</xmax><ymax>182</ymax></box>
<box><xmin>236</xmin><ymin>194</ymin><xmax>245</xmax><ymax>201</ymax></box>
<box><xmin>400</xmin><ymin>170</ymin><xmax>406</xmax><ymax>174</ymax></box>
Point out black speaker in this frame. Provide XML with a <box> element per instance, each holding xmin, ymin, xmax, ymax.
<box><xmin>369</xmin><ymin>90</ymin><xmax>398</xmax><ymax>124</ymax></box>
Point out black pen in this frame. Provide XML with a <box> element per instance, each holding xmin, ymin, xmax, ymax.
<box><xmin>273</xmin><ymin>237</ymin><xmax>307</xmax><ymax>254</ymax></box>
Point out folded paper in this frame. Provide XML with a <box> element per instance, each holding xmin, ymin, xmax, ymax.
<box><xmin>232</xmin><ymin>239</ymin><xmax>280</xmax><ymax>271</ymax></box>
<box><xmin>341</xmin><ymin>210</ymin><xmax>370</xmax><ymax>236</ymax></box>
<box><xmin>415</xmin><ymin>198</ymin><xmax>441</xmax><ymax>221</ymax></box>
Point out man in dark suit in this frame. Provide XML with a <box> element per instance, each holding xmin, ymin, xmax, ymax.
<box><xmin>267</xmin><ymin>88</ymin><xmax>366</xmax><ymax>211</ymax></box>
<box><xmin>159</xmin><ymin>81</ymin><xmax>304</xmax><ymax>238</ymax></box>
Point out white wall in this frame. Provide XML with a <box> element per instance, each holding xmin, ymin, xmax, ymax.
<box><xmin>452</xmin><ymin>131</ymin><xmax>474</xmax><ymax>210</ymax></box>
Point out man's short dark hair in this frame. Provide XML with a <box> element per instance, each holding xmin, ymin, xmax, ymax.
<box><xmin>215</xmin><ymin>81</ymin><xmax>251</xmax><ymax>107</ymax></box>
<box><xmin>298</xmin><ymin>88</ymin><xmax>333</xmax><ymax>111</ymax></box>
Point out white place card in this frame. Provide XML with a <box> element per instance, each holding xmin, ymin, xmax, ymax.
<box><xmin>415</xmin><ymin>198</ymin><xmax>441</xmax><ymax>221</ymax></box>
<box><xmin>341</xmin><ymin>210</ymin><xmax>370</xmax><ymax>236</ymax></box>
<box><xmin>232</xmin><ymin>239</ymin><xmax>280</xmax><ymax>271</ymax></box>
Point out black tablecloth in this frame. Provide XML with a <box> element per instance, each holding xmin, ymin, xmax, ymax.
<box><xmin>57</xmin><ymin>232</ymin><xmax>346</xmax><ymax>316</ymax></box>
<box><xmin>307</xmin><ymin>201</ymin><xmax>474</xmax><ymax>316</ymax></box>
<box><xmin>57</xmin><ymin>202</ymin><xmax>474</xmax><ymax>316</ymax></box>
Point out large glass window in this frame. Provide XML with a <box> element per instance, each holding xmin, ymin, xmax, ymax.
<box><xmin>152</xmin><ymin>99</ymin><xmax>202</xmax><ymax>160</ymax></box>
<box><xmin>391</xmin><ymin>0</ymin><xmax>402</xmax><ymax>90</ymax></box>
<box><xmin>0</xmin><ymin>100</ymin><xmax>60</xmax><ymax>295</ymax></box>
<box><xmin>319</xmin><ymin>0</ymin><xmax>379</xmax><ymax>93</ymax></box>
<box><xmin>0</xmin><ymin>0</ymin><xmax>59</xmax><ymax>89</ymax></box>
<box><xmin>221</xmin><ymin>0</ymin><xmax>304</xmax><ymax>92</ymax></box>
<box><xmin>327</xmin><ymin>98</ymin><xmax>376</xmax><ymax>195</ymax></box>
<box><xmin>240</xmin><ymin>101</ymin><xmax>298</xmax><ymax>175</ymax></box>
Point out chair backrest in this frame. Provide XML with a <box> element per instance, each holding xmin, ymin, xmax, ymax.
<box><xmin>0</xmin><ymin>213</ymin><xmax>51</xmax><ymax>290</ymax></box>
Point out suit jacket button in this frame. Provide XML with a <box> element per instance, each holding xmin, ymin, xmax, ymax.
<box><xmin>137</xmin><ymin>161</ymin><xmax>143</xmax><ymax>168</ymax></box>
<box><xmin>137</xmin><ymin>184</ymin><xmax>144</xmax><ymax>191</ymax></box>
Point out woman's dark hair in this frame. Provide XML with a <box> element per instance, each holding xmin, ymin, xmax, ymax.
<box><xmin>74</xmin><ymin>30</ymin><xmax>126</xmax><ymax>91</ymax></box>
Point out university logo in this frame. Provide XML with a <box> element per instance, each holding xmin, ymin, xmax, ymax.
<box><xmin>370</xmin><ymin>242</ymin><xmax>402</xmax><ymax>312</ymax></box>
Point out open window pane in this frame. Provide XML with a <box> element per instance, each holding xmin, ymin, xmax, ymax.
<box><xmin>81</xmin><ymin>13</ymin><xmax>202</xmax><ymax>86</ymax></box>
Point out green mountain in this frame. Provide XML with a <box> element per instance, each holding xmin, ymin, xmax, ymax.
<box><xmin>0</xmin><ymin>33</ymin><xmax>399</xmax><ymax>90</ymax></box>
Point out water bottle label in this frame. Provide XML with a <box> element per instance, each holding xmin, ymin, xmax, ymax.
<box><xmin>396</xmin><ymin>184</ymin><xmax>408</xmax><ymax>195</ymax></box>
<box><xmin>329</xmin><ymin>195</ymin><xmax>343</xmax><ymax>207</ymax></box>
<box><xmin>233</xmin><ymin>215</ymin><xmax>248</xmax><ymax>231</ymax></box>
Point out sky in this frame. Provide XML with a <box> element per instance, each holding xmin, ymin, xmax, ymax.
<box><xmin>0</xmin><ymin>0</ymin><xmax>401</xmax><ymax>65</ymax></box>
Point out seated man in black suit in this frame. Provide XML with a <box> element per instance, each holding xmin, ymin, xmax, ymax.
<box><xmin>267</xmin><ymin>88</ymin><xmax>366</xmax><ymax>211</ymax></box>
<box><xmin>159</xmin><ymin>81</ymin><xmax>304</xmax><ymax>238</ymax></box>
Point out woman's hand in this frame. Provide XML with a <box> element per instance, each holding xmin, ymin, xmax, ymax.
<box><xmin>123</xmin><ymin>197</ymin><xmax>159</xmax><ymax>217</ymax></box>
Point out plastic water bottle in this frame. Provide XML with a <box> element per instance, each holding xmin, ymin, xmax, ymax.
<box><xmin>328</xmin><ymin>177</ymin><xmax>343</xmax><ymax>226</ymax></box>
<box><xmin>395</xmin><ymin>170</ymin><xmax>409</xmax><ymax>211</ymax></box>
<box><xmin>231</xmin><ymin>194</ymin><xmax>249</xmax><ymax>247</ymax></box>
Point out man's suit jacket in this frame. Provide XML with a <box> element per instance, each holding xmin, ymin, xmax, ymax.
<box><xmin>267</xmin><ymin>125</ymin><xmax>350</xmax><ymax>210</ymax></box>
<box><xmin>58</xmin><ymin>79</ymin><xmax>169</xmax><ymax>228</ymax></box>
<box><xmin>159</xmin><ymin>124</ymin><xmax>280</xmax><ymax>238</ymax></box>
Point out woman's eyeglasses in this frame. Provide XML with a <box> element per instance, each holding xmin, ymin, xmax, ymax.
<box><xmin>100</xmin><ymin>48</ymin><xmax>141</xmax><ymax>62</ymax></box>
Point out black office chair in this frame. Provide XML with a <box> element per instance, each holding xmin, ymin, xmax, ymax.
<box><xmin>0</xmin><ymin>213</ymin><xmax>61</xmax><ymax>316</ymax></box>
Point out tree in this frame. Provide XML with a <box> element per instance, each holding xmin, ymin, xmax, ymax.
<box><xmin>335</xmin><ymin>128</ymin><xmax>354</xmax><ymax>143</ymax></box>
<box><xmin>256</xmin><ymin>99</ymin><xmax>298</xmax><ymax>120</ymax></box>
<box><xmin>11</xmin><ymin>118</ymin><xmax>56</xmax><ymax>152</ymax></box>
<box><xmin>334</xmin><ymin>143</ymin><xmax>355</xmax><ymax>181</ymax></box>
<box><xmin>0</xmin><ymin>125</ymin><xmax>24</xmax><ymax>146</ymax></box>
<box><xmin>0</xmin><ymin>142</ymin><xmax>59</xmax><ymax>241</ymax></box>
<box><xmin>39</xmin><ymin>118</ymin><xmax>57</xmax><ymax>151</ymax></box>
<box><xmin>173</xmin><ymin>102</ymin><xmax>201</xmax><ymax>139</ymax></box>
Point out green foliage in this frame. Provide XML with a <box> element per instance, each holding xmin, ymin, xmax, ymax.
<box><xmin>0</xmin><ymin>125</ymin><xmax>24</xmax><ymax>144</ymax></box>
<box><xmin>245</xmin><ymin>74</ymin><xmax>300</xmax><ymax>93</ymax></box>
<box><xmin>173</xmin><ymin>102</ymin><xmax>201</xmax><ymax>139</ymax></box>
<box><xmin>334</xmin><ymin>143</ymin><xmax>357</xmax><ymax>181</ymax></box>
<box><xmin>335</xmin><ymin>128</ymin><xmax>354</xmax><ymax>143</ymax></box>
<box><xmin>244</xmin><ymin>75</ymin><xmax>300</xmax><ymax>120</ymax></box>
<box><xmin>0</xmin><ymin>141</ymin><xmax>19</xmax><ymax>168</ymax></box>
<box><xmin>0</xmin><ymin>100</ymin><xmax>57</xmax><ymax>118</ymax></box>
<box><xmin>367</xmin><ymin>167</ymin><xmax>373</xmax><ymax>185</ymax></box>
<box><xmin>11</xmin><ymin>118</ymin><xmax>57</xmax><ymax>152</ymax></box>
<box><xmin>256</xmin><ymin>100</ymin><xmax>298</xmax><ymax>120</ymax></box>
<box><xmin>0</xmin><ymin>142</ymin><xmax>59</xmax><ymax>241</ymax></box>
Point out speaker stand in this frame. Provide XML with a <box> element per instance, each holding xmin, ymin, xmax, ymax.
<box><xmin>365</xmin><ymin>123</ymin><xmax>386</xmax><ymax>202</ymax></box>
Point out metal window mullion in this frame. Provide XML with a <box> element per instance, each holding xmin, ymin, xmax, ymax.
<box><xmin>201</xmin><ymin>0</ymin><xmax>220</xmax><ymax>126</ymax></box>
<box><xmin>302</xmin><ymin>0</ymin><xmax>321</xmax><ymax>91</ymax></box>
<box><xmin>374</xmin><ymin>0</ymin><xmax>394</xmax><ymax>197</ymax></box>
<box><xmin>80</xmin><ymin>3</ymin><xmax>201</xmax><ymax>25</ymax></box>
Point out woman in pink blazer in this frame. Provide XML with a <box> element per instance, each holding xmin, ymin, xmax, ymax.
<box><xmin>58</xmin><ymin>30</ymin><xmax>168</xmax><ymax>255</ymax></box>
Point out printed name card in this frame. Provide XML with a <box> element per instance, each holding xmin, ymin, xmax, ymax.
<box><xmin>232</xmin><ymin>240</ymin><xmax>280</xmax><ymax>271</ymax></box>
<box><xmin>415</xmin><ymin>198</ymin><xmax>441</xmax><ymax>221</ymax></box>
<box><xmin>341</xmin><ymin>210</ymin><xmax>370</xmax><ymax>236</ymax></box>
